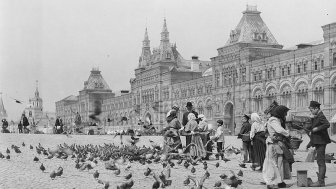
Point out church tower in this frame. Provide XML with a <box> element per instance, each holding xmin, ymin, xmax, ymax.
<box><xmin>0</xmin><ymin>92</ymin><xmax>8</xmax><ymax>121</ymax></box>
<box><xmin>160</xmin><ymin>18</ymin><xmax>170</xmax><ymax>49</ymax></box>
<box><xmin>26</xmin><ymin>81</ymin><xmax>43</xmax><ymax>121</ymax></box>
<box><xmin>139</xmin><ymin>27</ymin><xmax>151</xmax><ymax>67</ymax></box>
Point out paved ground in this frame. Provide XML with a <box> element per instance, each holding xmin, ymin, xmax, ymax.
<box><xmin>0</xmin><ymin>133</ymin><xmax>336</xmax><ymax>189</ymax></box>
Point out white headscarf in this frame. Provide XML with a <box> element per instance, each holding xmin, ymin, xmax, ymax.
<box><xmin>251</xmin><ymin>113</ymin><xmax>262</xmax><ymax>124</ymax></box>
<box><xmin>188</xmin><ymin>113</ymin><xmax>196</xmax><ymax>121</ymax></box>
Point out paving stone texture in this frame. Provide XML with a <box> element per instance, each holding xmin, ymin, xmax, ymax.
<box><xmin>0</xmin><ymin>133</ymin><xmax>336</xmax><ymax>189</ymax></box>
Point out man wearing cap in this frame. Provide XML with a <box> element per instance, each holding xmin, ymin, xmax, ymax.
<box><xmin>182</xmin><ymin>102</ymin><xmax>198</xmax><ymax>153</ymax></box>
<box><xmin>307</xmin><ymin>101</ymin><xmax>331</xmax><ymax>187</ymax></box>
<box><xmin>238</xmin><ymin>114</ymin><xmax>253</xmax><ymax>163</ymax></box>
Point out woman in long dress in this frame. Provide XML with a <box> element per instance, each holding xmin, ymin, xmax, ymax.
<box><xmin>250</xmin><ymin>113</ymin><xmax>266</xmax><ymax>171</ymax></box>
<box><xmin>262</xmin><ymin>105</ymin><xmax>291</xmax><ymax>189</ymax></box>
<box><xmin>163</xmin><ymin>109</ymin><xmax>182</xmax><ymax>153</ymax></box>
<box><xmin>184</xmin><ymin>113</ymin><xmax>206</xmax><ymax>159</ymax></box>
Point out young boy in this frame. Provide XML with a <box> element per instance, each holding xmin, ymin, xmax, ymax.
<box><xmin>213</xmin><ymin>120</ymin><xmax>229</xmax><ymax>161</ymax></box>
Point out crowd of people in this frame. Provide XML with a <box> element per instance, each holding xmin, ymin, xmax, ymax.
<box><xmin>1</xmin><ymin>113</ymin><xmax>32</xmax><ymax>134</ymax></box>
<box><xmin>161</xmin><ymin>100</ymin><xmax>331</xmax><ymax>188</ymax></box>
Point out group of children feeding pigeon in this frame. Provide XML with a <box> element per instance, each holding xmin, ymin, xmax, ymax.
<box><xmin>161</xmin><ymin>102</ymin><xmax>229</xmax><ymax>161</ymax></box>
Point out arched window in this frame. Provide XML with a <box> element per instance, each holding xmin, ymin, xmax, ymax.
<box><xmin>333</xmin><ymin>53</ymin><xmax>336</xmax><ymax>66</ymax></box>
<box><xmin>303</xmin><ymin>63</ymin><xmax>307</xmax><ymax>72</ymax></box>
<box><xmin>297</xmin><ymin>65</ymin><xmax>300</xmax><ymax>73</ymax></box>
<box><xmin>287</xmin><ymin>66</ymin><xmax>291</xmax><ymax>75</ymax></box>
<box><xmin>321</xmin><ymin>60</ymin><xmax>324</xmax><ymax>69</ymax></box>
<box><xmin>282</xmin><ymin>68</ymin><xmax>285</xmax><ymax>76</ymax></box>
<box><xmin>314</xmin><ymin>61</ymin><xmax>318</xmax><ymax>70</ymax></box>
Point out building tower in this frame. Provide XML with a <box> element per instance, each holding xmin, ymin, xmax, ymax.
<box><xmin>139</xmin><ymin>27</ymin><xmax>151</xmax><ymax>67</ymax></box>
<box><xmin>160</xmin><ymin>18</ymin><xmax>170</xmax><ymax>49</ymax></box>
<box><xmin>0</xmin><ymin>92</ymin><xmax>8</xmax><ymax>121</ymax></box>
<box><xmin>25</xmin><ymin>81</ymin><xmax>43</xmax><ymax>121</ymax></box>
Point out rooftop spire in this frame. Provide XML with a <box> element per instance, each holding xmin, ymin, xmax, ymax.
<box><xmin>142</xmin><ymin>27</ymin><xmax>150</xmax><ymax>48</ymax></box>
<box><xmin>35</xmin><ymin>80</ymin><xmax>39</xmax><ymax>97</ymax></box>
<box><xmin>160</xmin><ymin>18</ymin><xmax>170</xmax><ymax>45</ymax></box>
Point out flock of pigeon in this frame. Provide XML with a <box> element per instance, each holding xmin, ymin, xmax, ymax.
<box><xmin>0</xmin><ymin>138</ymin><xmax>250</xmax><ymax>189</ymax></box>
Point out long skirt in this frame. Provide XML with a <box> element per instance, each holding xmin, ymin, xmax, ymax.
<box><xmin>253</xmin><ymin>132</ymin><xmax>266</xmax><ymax>168</ymax></box>
<box><xmin>262</xmin><ymin>143</ymin><xmax>283</xmax><ymax>185</ymax></box>
<box><xmin>190</xmin><ymin>134</ymin><xmax>206</xmax><ymax>158</ymax></box>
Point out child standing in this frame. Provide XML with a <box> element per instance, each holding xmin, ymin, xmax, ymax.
<box><xmin>213</xmin><ymin>120</ymin><xmax>229</xmax><ymax>161</ymax></box>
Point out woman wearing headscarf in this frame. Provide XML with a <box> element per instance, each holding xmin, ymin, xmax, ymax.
<box><xmin>184</xmin><ymin>113</ymin><xmax>206</xmax><ymax>159</ymax></box>
<box><xmin>250</xmin><ymin>113</ymin><xmax>266</xmax><ymax>171</ymax></box>
<box><xmin>163</xmin><ymin>109</ymin><xmax>182</xmax><ymax>153</ymax></box>
<box><xmin>262</xmin><ymin>105</ymin><xmax>292</xmax><ymax>189</ymax></box>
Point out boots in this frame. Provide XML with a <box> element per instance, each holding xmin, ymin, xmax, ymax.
<box><xmin>310</xmin><ymin>166</ymin><xmax>326</xmax><ymax>187</ymax></box>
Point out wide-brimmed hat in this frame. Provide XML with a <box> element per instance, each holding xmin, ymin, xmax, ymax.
<box><xmin>186</xmin><ymin>102</ymin><xmax>193</xmax><ymax>107</ymax></box>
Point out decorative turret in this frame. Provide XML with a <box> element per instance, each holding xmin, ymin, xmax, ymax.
<box><xmin>35</xmin><ymin>80</ymin><xmax>40</xmax><ymax>98</ymax></box>
<box><xmin>160</xmin><ymin>18</ymin><xmax>170</xmax><ymax>50</ymax></box>
<box><xmin>139</xmin><ymin>27</ymin><xmax>152</xmax><ymax>67</ymax></box>
<box><xmin>225</xmin><ymin>5</ymin><xmax>282</xmax><ymax>48</ymax></box>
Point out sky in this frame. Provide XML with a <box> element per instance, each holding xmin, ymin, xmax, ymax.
<box><xmin>0</xmin><ymin>0</ymin><xmax>335</xmax><ymax>121</ymax></box>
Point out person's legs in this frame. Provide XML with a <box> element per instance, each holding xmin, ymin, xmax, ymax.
<box><xmin>185</xmin><ymin>135</ymin><xmax>192</xmax><ymax>153</ymax></box>
<box><xmin>216</xmin><ymin>142</ymin><xmax>223</xmax><ymax>160</ymax></box>
<box><xmin>242</xmin><ymin>141</ymin><xmax>248</xmax><ymax>162</ymax></box>
<box><xmin>311</xmin><ymin>144</ymin><xmax>326</xmax><ymax>187</ymax></box>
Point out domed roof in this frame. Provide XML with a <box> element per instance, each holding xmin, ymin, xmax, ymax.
<box><xmin>202</xmin><ymin>67</ymin><xmax>213</xmax><ymax>77</ymax></box>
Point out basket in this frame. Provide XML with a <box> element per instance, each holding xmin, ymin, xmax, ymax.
<box><xmin>290</xmin><ymin>138</ymin><xmax>303</xmax><ymax>149</ymax></box>
<box><xmin>289</xmin><ymin>129</ymin><xmax>303</xmax><ymax>150</ymax></box>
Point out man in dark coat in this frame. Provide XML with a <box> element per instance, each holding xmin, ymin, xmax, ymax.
<box><xmin>182</xmin><ymin>102</ymin><xmax>198</xmax><ymax>153</ymax></box>
<box><xmin>2</xmin><ymin>119</ymin><xmax>9</xmax><ymax>133</ymax></box>
<box><xmin>22</xmin><ymin>114</ymin><xmax>29</xmax><ymax>134</ymax></box>
<box><xmin>307</xmin><ymin>101</ymin><xmax>331</xmax><ymax>187</ymax></box>
<box><xmin>238</xmin><ymin>114</ymin><xmax>252</xmax><ymax>163</ymax></box>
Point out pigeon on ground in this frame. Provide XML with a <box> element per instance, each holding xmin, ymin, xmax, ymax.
<box><xmin>114</xmin><ymin>169</ymin><xmax>121</xmax><ymax>176</ymax></box>
<box><xmin>40</xmin><ymin>163</ymin><xmax>46</xmax><ymax>172</ymax></box>
<box><xmin>124</xmin><ymin>173</ymin><xmax>132</xmax><ymax>180</ymax></box>
<box><xmin>6</xmin><ymin>148</ymin><xmax>10</xmax><ymax>154</ymax></box>
<box><xmin>50</xmin><ymin>171</ymin><xmax>56</xmax><ymax>179</ymax></box>
<box><xmin>22</xmin><ymin>142</ymin><xmax>25</xmax><ymax>147</ymax></box>
<box><xmin>93</xmin><ymin>170</ymin><xmax>99</xmax><ymax>179</ymax></box>
<box><xmin>33</xmin><ymin>156</ymin><xmax>39</xmax><ymax>162</ymax></box>
<box><xmin>30</xmin><ymin>145</ymin><xmax>33</xmax><ymax>150</ymax></box>
<box><xmin>215</xmin><ymin>162</ymin><xmax>220</xmax><ymax>168</ymax></box>
<box><xmin>191</xmin><ymin>167</ymin><xmax>196</xmax><ymax>173</ymax></box>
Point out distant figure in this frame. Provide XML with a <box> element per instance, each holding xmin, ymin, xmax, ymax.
<box><xmin>22</xmin><ymin>114</ymin><xmax>30</xmax><ymax>134</ymax></box>
<box><xmin>89</xmin><ymin>100</ymin><xmax>102</xmax><ymax>122</ymax></box>
<box><xmin>1</xmin><ymin>119</ymin><xmax>10</xmax><ymax>133</ymax></box>
<box><xmin>18</xmin><ymin>121</ymin><xmax>23</xmax><ymax>133</ymax></box>
<box><xmin>74</xmin><ymin>112</ymin><xmax>82</xmax><ymax>133</ymax></box>
<box><xmin>55</xmin><ymin>116</ymin><xmax>63</xmax><ymax>134</ymax></box>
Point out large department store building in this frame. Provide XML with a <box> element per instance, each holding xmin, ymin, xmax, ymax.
<box><xmin>56</xmin><ymin>6</ymin><xmax>336</xmax><ymax>135</ymax></box>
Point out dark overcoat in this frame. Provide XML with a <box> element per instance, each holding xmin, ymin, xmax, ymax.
<box><xmin>308</xmin><ymin>111</ymin><xmax>331</xmax><ymax>145</ymax></box>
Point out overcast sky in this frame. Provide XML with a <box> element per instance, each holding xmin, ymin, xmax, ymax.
<box><xmin>1</xmin><ymin>0</ymin><xmax>335</xmax><ymax>121</ymax></box>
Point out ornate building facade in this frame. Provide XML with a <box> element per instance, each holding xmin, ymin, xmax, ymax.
<box><xmin>56</xmin><ymin>6</ymin><xmax>336</xmax><ymax>134</ymax></box>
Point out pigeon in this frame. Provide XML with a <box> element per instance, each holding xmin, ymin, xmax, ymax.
<box><xmin>40</xmin><ymin>163</ymin><xmax>46</xmax><ymax>172</ymax></box>
<box><xmin>152</xmin><ymin>181</ymin><xmax>160</xmax><ymax>189</ymax></box>
<box><xmin>144</xmin><ymin>167</ymin><xmax>151</xmax><ymax>176</ymax></box>
<box><xmin>214</xmin><ymin>181</ymin><xmax>222</xmax><ymax>187</ymax></box>
<box><xmin>93</xmin><ymin>170</ymin><xmax>99</xmax><ymax>179</ymax></box>
<box><xmin>220</xmin><ymin>173</ymin><xmax>227</xmax><ymax>179</ymax></box>
<box><xmin>191</xmin><ymin>167</ymin><xmax>196</xmax><ymax>174</ymax></box>
<box><xmin>33</xmin><ymin>156</ymin><xmax>39</xmax><ymax>162</ymax></box>
<box><xmin>239</xmin><ymin>163</ymin><xmax>246</xmax><ymax>168</ymax></box>
<box><xmin>75</xmin><ymin>162</ymin><xmax>80</xmax><ymax>169</ymax></box>
<box><xmin>6</xmin><ymin>154</ymin><xmax>10</xmax><ymax>159</ymax></box>
<box><xmin>177</xmin><ymin>159</ymin><xmax>183</xmax><ymax>165</ymax></box>
<box><xmin>114</xmin><ymin>169</ymin><xmax>121</xmax><ymax>176</ymax></box>
<box><xmin>215</xmin><ymin>162</ymin><xmax>220</xmax><ymax>168</ymax></box>
<box><xmin>184</xmin><ymin>161</ymin><xmax>189</xmax><ymax>169</ymax></box>
<box><xmin>124</xmin><ymin>173</ymin><xmax>132</xmax><ymax>180</ymax></box>
<box><xmin>50</xmin><ymin>171</ymin><xmax>56</xmax><ymax>179</ymax></box>
<box><xmin>0</xmin><ymin>152</ymin><xmax>4</xmax><ymax>158</ymax></box>
<box><xmin>183</xmin><ymin>178</ymin><xmax>190</xmax><ymax>186</ymax></box>
<box><xmin>237</xmin><ymin>170</ymin><xmax>243</xmax><ymax>177</ymax></box>
<box><xmin>205</xmin><ymin>171</ymin><xmax>210</xmax><ymax>178</ymax></box>
<box><xmin>22</xmin><ymin>142</ymin><xmax>25</xmax><ymax>147</ymax></box>
<box><xmin>30</xmin><ymin>145</ymin><xmax>33</xmax><ymax>150</ymax></box>
<box><xmin>162</xmin><ymin>162</ymin><xmax>167</xmax><ymax>168</ymax></box>
<box><xmin>55</xmin><ymin>167</ymin><xmax>63</xmax><ymax>176</ymax></box>
<box><xmin>6</xmin><ymin>148</ymin><xmax>10</xmax><ymax>154</ymax></box>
